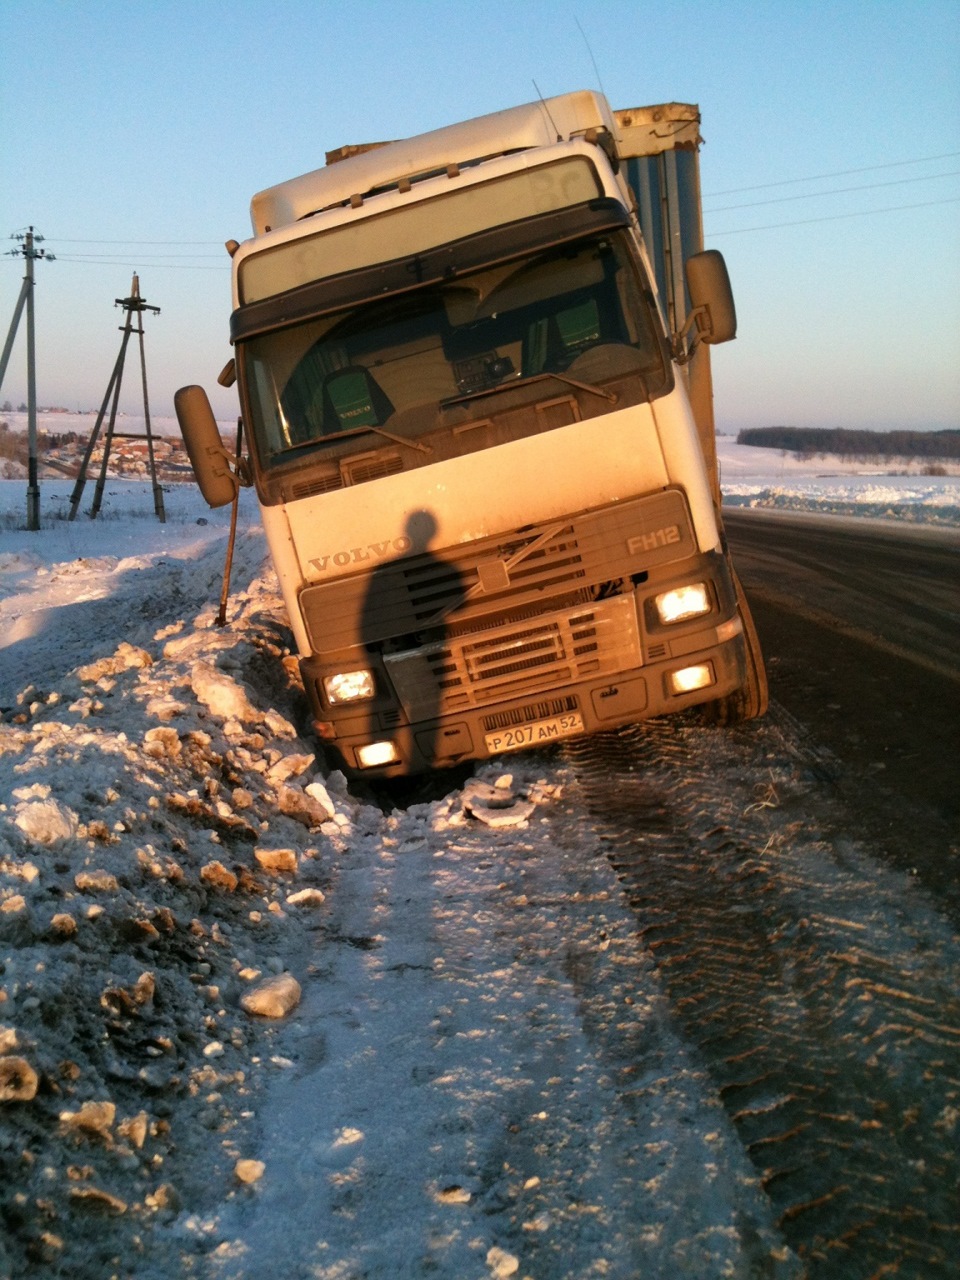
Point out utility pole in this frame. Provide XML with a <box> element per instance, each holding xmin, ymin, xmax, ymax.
<box><xmin>0</xmin><ymin>228</ymin><xmax>55</xmax><ymax>530</ymax></box>
<box><xmin>68</xmin><ymin>274</ymin><xmax>165</xmax><ymax>522</ymax></box>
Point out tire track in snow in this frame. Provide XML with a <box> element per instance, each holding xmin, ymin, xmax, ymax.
<box><xmin>566</xmin><ymin>714</ymin><xmax>960</xmax><ymax>1278</ymax></box>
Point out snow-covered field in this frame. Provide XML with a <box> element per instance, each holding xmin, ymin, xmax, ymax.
<box><xmin>0</xmin><ymin>438</ymin><xmax>956</xmax><ymax>1278</ymax></box>
<box><xmin>716</xmin><ymin>435</ymin><xmax>960</xmax><ymax>524</ymax></box>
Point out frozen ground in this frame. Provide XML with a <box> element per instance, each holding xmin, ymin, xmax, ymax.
<box><xmin>0</xmin><ymin>438</ymin><xmax>956</xmax><ymax>1278</ymax></box>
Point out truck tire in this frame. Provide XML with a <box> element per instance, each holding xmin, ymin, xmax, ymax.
<box><xmin>702</xmin><ymin>571</ymin><xmax>769</xmax><ymax>725</ymax></box>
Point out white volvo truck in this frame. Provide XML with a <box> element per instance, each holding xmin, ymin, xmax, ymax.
<box><xmin>177</xmin><ymin>91</ymin><xmax>767</xmax><ymax>776</ymax></box>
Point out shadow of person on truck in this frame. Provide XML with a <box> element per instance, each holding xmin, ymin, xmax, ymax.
<box><xmin>360</xmin><ymin>509</ymin><xmax>467</xmax><ymax>772</ymax></box>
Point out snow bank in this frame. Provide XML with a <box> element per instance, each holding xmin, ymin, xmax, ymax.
<box><xmin>0</xmin><ymin>532</ymin><xmax>390</xmax><ymax>1277</ymax></box>
<box><xmin>716</xmin><ymin>437</ymin><xmax>960</xmax><ymax>524</ymax></box>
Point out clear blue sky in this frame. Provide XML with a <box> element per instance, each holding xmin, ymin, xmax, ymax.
<box><xmin>2</xmin><ymin>0</ymin><xmax>958</xmax><ymax>431</ymax></box>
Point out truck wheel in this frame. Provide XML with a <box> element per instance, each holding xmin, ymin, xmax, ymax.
<box><xmin>702</xmin><ymin>573</ymin><xmax>768</xmax><ymax>725</ymax></box>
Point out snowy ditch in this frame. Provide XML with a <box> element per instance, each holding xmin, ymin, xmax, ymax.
<box><xmin>1</xmin><ymin>448</ymin><xmax>957</xmax><ymax>1278</ymax></box>
<box><xmin>0</xmin><ymin>550</ymin><xmax>800</xmax><ymax>1279</ymax></box>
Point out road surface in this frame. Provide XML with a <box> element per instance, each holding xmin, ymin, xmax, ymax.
<box><xmin>725</xmin><ymin>508</ymin><xmax>960</xmax><ymax>914</ymax></box>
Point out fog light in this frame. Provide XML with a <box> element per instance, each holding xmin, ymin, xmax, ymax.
<box><xmin>356</xmin><ymin>741</ymin><xmax>400</xmax><ymax>768</ymax></box>
<box><xmin>655</xmin><ymin>583</ymin><xmax>711</xmax><ymax>625</ymax></box>
<box><xmin>669</xmin><ymin>663</ymin><xmax>714</xmax><ymax>695</ymax></box>
<box><xmin>323</xmin><ymin>669</ymin><xmax>375</xmax><ymax>704</ymax></box>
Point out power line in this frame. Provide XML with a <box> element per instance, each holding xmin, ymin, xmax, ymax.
<box><xmin>18</xmin><ymin>255</ymin><xmax>228</xmax><ymax>271</ymax></box>
<box><xmin>704</xmin><ymin>151</ymin><xmax>960</xmax><ymax>197</ymax></box>
<box><xmin>52</xmin><ymin>253</ymin><xmax>223</xmax><ymax>262</ymax></box>
<box><xmin>706</xmin><ymin>195</ymin><xmax>960</xmax><ymax>236</ymax></box>
<box><xmin>47</xmin><ymin>238</ymin><xmax>222</xmax><ymax>245</ymax></box>
<box><xmin>706</xmin><ymin>170</ymin><xmax>959</xmax><ymax>214</ymax></box>
<box><xmin>53</xmin><ymin>254</ymin><xmax>225</xmax><ymax>264</ymax></box>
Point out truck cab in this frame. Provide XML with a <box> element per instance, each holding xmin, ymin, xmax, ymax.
<box><xmin>178</xmin><ymin>92</ymin><xmax>766</xmax><ymax>775</ymax></box>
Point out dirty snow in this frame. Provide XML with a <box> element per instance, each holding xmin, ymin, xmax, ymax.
<box><xmin>0</xmin><ymin>439</ymin><xmax>955</xmax><ymax>1278</ymax></box>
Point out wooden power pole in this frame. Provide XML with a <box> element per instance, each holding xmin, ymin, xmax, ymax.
<box><xmin>69</xmin><ymin>274</ymin><xmax>165</xmax><ymax>522</ymax></box>
<box><xmin>0</xmin><ymin>228</ymin><xmax>55</xmax><ymax>530</ymax></box>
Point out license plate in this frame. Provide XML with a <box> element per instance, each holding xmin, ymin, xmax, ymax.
<box><xmin>484</xmin><ymin>711</ymin><xmax>585</xmax><ymax>756</ymax></box>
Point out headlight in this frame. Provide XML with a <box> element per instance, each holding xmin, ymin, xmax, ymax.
<box><xmin>323</xmin><ymin>669</ymin><xmax>375</xmax><ymax>705</ymax></box>
<box><xmin>356</xmin><ymin>741</ymin><xmax>400</xmax><ymax>768</ymax></box>
<box><xmin>655</xmin><ymin>583</ymin><xmax>711</xmax><ymax>625</ymax></box>
<box><xmin>669</xmin><ymin>663</ymin><xmax>714</xmax><ymax>695</ymax></box>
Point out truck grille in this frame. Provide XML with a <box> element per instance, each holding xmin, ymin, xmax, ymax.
<box><xmin>299</xmin><ymin>487</ymin><xmax>696</xmax><ymax>655</ymax></box>
<box><xmin>289</xmin><ymin>452</ymin><xmax>403</xmax><ymax>501</ymax></box>
<box><xmin>385</xmin><ymin>596</ymin><xmax>640</xmax><ymax>718</ymax></box>
<box><xmin>401</xmin><ymin>523</ymin><xmax>585</xmax><ymax>626</ymax></box>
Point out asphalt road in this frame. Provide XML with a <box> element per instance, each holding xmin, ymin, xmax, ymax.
<box><xmin>724</xmin><ymin>508</ymin><xmax>960</xmax><ymax>913</ymax></box>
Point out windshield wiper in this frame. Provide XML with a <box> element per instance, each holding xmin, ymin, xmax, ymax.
<box><xmin>443</xmin><ymin>370</ymin><xmax>617</xmax><ymax>408</ymax></box>
<box><xmin>274</xmin><ymin>424</ymin><xmax>432</xmax><ymax>457</ymax></box>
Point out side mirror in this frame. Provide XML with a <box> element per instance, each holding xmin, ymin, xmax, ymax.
<box><xmin>174</xmin><ymin>385</ymin><xmax>238</xmax><ymax>508</ymax></box>
<box><xmin>684</xmin><ymin>249</ymin><xmax>737</xmax><ymax>345</ymax></box>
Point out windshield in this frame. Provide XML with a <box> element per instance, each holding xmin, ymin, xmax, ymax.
<box><xmin>241</xmin><ymin>228</ymin><xmax>669</xmax><ymax>471</ymax></box>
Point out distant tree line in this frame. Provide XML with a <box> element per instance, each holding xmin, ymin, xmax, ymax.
<box><xmin>0</xmin><ymin>420</ymin><xmax>64</xmax><ymax>460</ymax></box>
<box><xmin>736</xmin><ymin>427</ymin><xmax>960</xmax><ymax>461</ymax></box>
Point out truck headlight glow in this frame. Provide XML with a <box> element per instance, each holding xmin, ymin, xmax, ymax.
<box><xmin>356</xmin><ymin>741</ymin><xmax>400</xmax><ymax>768</ymax></box>
<box><xmin>669</xmin><ymin>663</ymin><xmax>714</xmax><ymax>695</ymax></box>
<box><xmin>655</xmin><ymin>583</ymin><xmax>711</xmax><ymax>625</ymax></box>
<box><xmin>323</xmin><ymin>670</ymin><xmax>375</xmax><ymax>705</ymax></box>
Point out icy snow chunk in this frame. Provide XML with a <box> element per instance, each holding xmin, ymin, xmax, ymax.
<box><xmin>486</xmin><ymin>1246</ymin><xmax>519</xmax><ymax>1277</ymax></box>
<box><xmin>12</xmin><ymin>784</ymin><xmax>50</xmax><ymax>801</ymax></box>
<box><xmin>76</xmin><ymin>643</ymin><xmax>152</xmax><ymax>683</ymax></box>
<box><xmin>145</xmin><ymin>695</ymin><xmax>187</xmax><ymax>722</ymax></box>
<box><xmin>190</xmin><ymin>662</ymin><xmax>259</xmax><ymax>722</ymax></box>
<box><xmin>59</xmin><ymin>1099</ymin><xmax>116</xmax><ymax>1137</ymax></box>
<box><xmin>0</xmin><ymin>1055</ymin><xmax>38</xmax><ymax>1102</ymax></box>
<box><xmin>14</xmin><ymin>798</ymin><xmax>79</xmax><ymax>845</ymax></box>
<box><xmin>254</xmin><ymin>848</ymin><xmax>297</xmax><ymax>875</ymax></box>
<box><xmin>462</xmin><ymin>778</ymin><xmax>536</xmax><ymax>828</ymax></box>
<box><xmin>265</xmin><ymin>753</ymin><xmax>314</xmax><ymax>786</ymax></box>
<box><xmin>200</xmin><ymin>861</ymin><xmax>238</xmax><ymax>892</ymax></box>
<box><xmin>143</xmin><ymin>726</ymin><xmax>182</xmax><ymax>759</ymax></box>
<box><xmin>70</xmin><ymin>1185</ymin><xmax>127</xmax><ymax>1215</ymax></box>
<box><xmin>240</xmin><ymin>973</ymin><xmax>301</xmax><ymax>1019</ymax></box>
<box><xmin>263</xmin><ymin>708</ymin><xmax>296</xmax><ymax>739</ymax></box>
<box><xmin>235</xmin><ymin>1158</ymin><xmax>265</xmax><ymax>1184</ymax></box>
<box><xmin>74</xmin><ymin>870</ymin><xmax>119</xmax><ymax>894</ymax></box>
<box><xmin>332</xmin><ymin>1126</ymin><xmax>364</xmax><ymax>1148</ymax></box>
<box><xmin>49</xmin><ymin>912</ymin><xmax>77</xmax><ymax>938</ymax></box>
<box><xmin>326</xmin><ymin>770</ymin><xmax>350</xmax><ymax>795</ymax></box>
<box><xmin>286</xmin><ymin>887</ymin><xmax>326</xmax><ymax>908</ymax></box>
<box><xmin>435</xmin><ymin>1184</ymin><xmax>472</xmax><ymax>1204</ymax></box>
<box><xmin>304</xmin><ymin>782</ymin><xmax>337</xmax><ymax>819</ymax></box>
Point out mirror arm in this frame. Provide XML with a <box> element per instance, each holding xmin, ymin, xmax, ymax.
<box><xmin>204</xmin><ymin>442</ymin><xmax>242</xmax><ymax>493</ymax></box>
<box><xmin>208</xmin><ymin>447</ymin><xmax>252</xmax><ymax>490</ymax></box>
<box><xmin>671</xmin><ymin>305</ymin><xmax>709</xmax><ymax>364</ymax></box>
